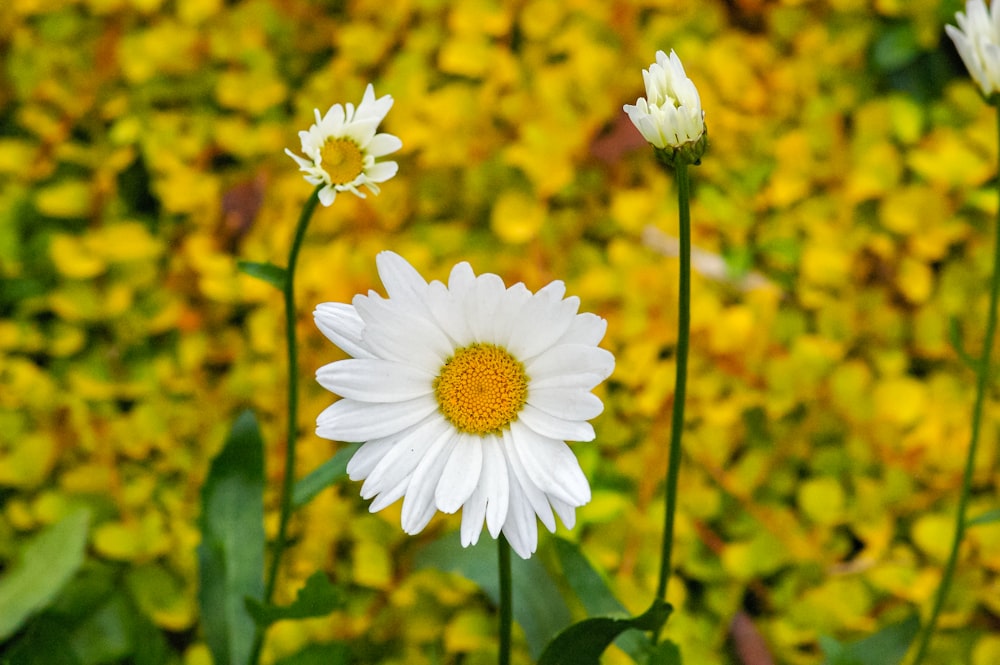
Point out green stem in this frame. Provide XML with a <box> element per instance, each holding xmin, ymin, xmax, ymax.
<box><xmin>653</xmin><ymin>162</ymin><xmax>691</xmax><ymax>642</ymax></box>
<box><xmin>250</xmin><ymin>186</ymin><xmax>322</xmax><ymax>665</ymax></box>
<box><xmin>498</xmin><ymin>535</ymin><xmax>513</xmax><ymax>665</ymax></box>
<box><xmin>909</xmin><ymin>107</ymin><xmax>1000</xmax><ymax>665</ymax></box>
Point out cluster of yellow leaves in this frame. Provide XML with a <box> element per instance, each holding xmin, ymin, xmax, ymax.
<box><xmin>1</xmin><ymin>0</ymin><xmax>999</xmax><ymax>663</ymax></box>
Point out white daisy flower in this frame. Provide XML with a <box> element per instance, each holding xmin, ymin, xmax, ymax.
<box><xmin>946</xmin><ymin>0</ymin><xmax>1000</xmax><ymax>98</ymax></box>
<box><xmin>314</xmin><ymin>252</ymin><xmax>615</xmax><ymax>559</ymax></box>
<box><xmin>624</xmin><ymin>49</ymin><xmax>707</xmax><ymax>165</ymax></box>
<box><xmin>285</xmin><ymin>84</ymin><xmax>402</xmax><ymax>206</ymax></box>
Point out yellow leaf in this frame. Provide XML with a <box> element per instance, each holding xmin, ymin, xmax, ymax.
<box><xmin>797</xmin><ymin>476</ymin><xmax>846</xmax><ymax>525</ymax></box>
<box><xmin>911</xmin><ymin>513</ymin><xmax>955</xmax><ymax>563</ymax></box>
<box><xmin>35</xmin><ymin>180</ymin><xmax>92</xmax><ymax>219</ymax></box>
<box><xmin>490</xmin><ymin>190</ymin><xmax>546</xmax><ymax>244</ymax></box>
<box><xmin>352</xmin><ymin>539</ymin><xmax>393</xmax><ymax>590</ymax></box>
<box><xmin>444</xmin><ymin>609</ymin><xmax>492</xmax><ymax>653</ymax></box>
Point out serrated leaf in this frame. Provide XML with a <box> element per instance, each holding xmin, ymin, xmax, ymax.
<box><xmin>968</xmin><ymin>508</ymin><xmax>1000</xmax><ymax>527</ymax></box>
<box><xmin>197</xmin><ymin>410</ymin><xmax>266</xmax><ymax>665</ymax></box>
<box><xmin>415</xmin><ymin>534</ymin><xmax>571</xmax><ymax>660</ymax></box>
<box><xmin>538</xmin><ymin>598</ymin><xmax>672</xmax><ymax>665</ymax></box>
<box><xmin>0</xmin><ymin>507</ymin><xmax>91</xmax><ymax>640</ymax></box>
<box><xmin>291</xmin><ymin>443</ymin><xmax>361</xmax><ymax>509</ymax></box>
<box><xmin>820</xmin><ymin>614</ymin><xmax>919</xmax><ymax>665</ymax></box>
<box><xmin>553</xmin><ymin>538</ymin><xmax>650</xmax><ymax>659</ymax></box>
<box><xmin>237</xmin><ymin>260</ymin><xmax>287</xmax><ymax>290</ymax></box>
<box><xmin>246</xmin><ymin>571</ymin><xmax>345</xmax><ymax>627</ymax></box>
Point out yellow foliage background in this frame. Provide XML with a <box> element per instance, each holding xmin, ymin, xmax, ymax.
<box><xmin>1</xmin><ymin>0</ymin><xmax>999</xmax><ymax>663</ymax></box>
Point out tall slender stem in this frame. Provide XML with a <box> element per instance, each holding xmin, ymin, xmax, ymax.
<box><xmin>654</xmin><ymin>162</ymin><xmax>691</xmax><ymax>641</ymax></box>
<box><xmin>250</xmin><ymin>186</ymin><xmax>322</xmax><ymax>665</ymax></box>
<box><xmin>910</xmin><ymin>107</ymin><xmax>1000</xmax><ymax>665</ymax></box>
<box><xmin>498</xmin><ymin>535</ymin><xmax>513</xmax><ymax>665</ymax></box>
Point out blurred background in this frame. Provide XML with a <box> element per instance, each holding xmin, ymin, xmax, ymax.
<box><xmin>1</xmin><ymin>0</ymin><xmax>999</xmax><ymax>663</ymax></box>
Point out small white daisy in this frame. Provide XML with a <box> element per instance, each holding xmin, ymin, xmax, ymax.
<box><xmin>946</xmin><ymin>0</ymin><xmax>1000</xmax><ymax>98</ymax></box>
<box><xmin>314</xmin><ymin>252</ymin><xmax>615</xmax><ymax>559</ymax></box>
<box><xmin>624</xmin><ymin>49</ymin><xmax>707</xmax><ymax>164</ymax></box>
<box><xmin>285</xmin><ymin>84</ymin><xmax>402</xmax><ymax>206</ymax></box>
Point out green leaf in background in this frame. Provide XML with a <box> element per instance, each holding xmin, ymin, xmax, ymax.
<box><xmin>819</xmin><ymin>613</ymin><xmax>919</xmax><ymax>665</ymax></box>
<box><xmin>0</xmin><ymin>507</ymin><xmax>90</xmax><ymax>640</ymax></box>
<box><xmin>967</xmin><ymin>508</ymin><xmax>1000</xmax><ymax>527</ymax></box>
<box><xmin>246</xmin><ymin>571</ymin><xmax>346</xmax><ymax>627</ymax></box>
<box><xmin>537</xmin><ymin>598</ymin><xmax>672</xmax><ymax>665</ymax></box>
<box><xmin>415</xmin><ymin>534</ymin><xmax>572</xmax><ymax>660</ymax></box>
<box><xmin>197</xmin><ymin>410</ymin><xmax>266</xmax><ymax>665</ymax></box>
<box><xmin>553</xmin><ymin>537</ymin><xmax>651</xmax><ymax>660</ymax></box>
<box><xmin>1</xmin><ymin>616</ymin><xmax>82</xmax><ymax>665</ymax></box>
<box><xmin>237</xmin><ymin>260</ymin><xmax>287</xmax><ymax>290</ymax></box>
<box><xmin>292</xmin><ymin>443</ymin><xmax>362</xmax><ymax>509</ymax></box>
<box><xmin>648</xmin><ymin>640</ymin><xmax>683</xmax><ymax>664</ymax></box>
<box><xmin>272</xmin><ymin>642</ymin><xmax>351</xmax><ymax>665</ymax></box>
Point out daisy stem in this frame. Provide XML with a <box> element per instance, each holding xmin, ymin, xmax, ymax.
<box><xmin>909</xmin><ymin>105</ymin><xmax>1000</xmax><ymax>665</ymax></box>
<box><xmin>653</xmin><ymin>161</ymin><xmax>691</xmax><ymax>643</ymax></box>
<box><xmin>498</xmin><ymin>535</ymin><xmax>513</xmax><ymax>665</ymax></box>
<box><xmin>250</xmin><ymin>185</ymin><xmax>322</xmax><ymax>665</ymax></box>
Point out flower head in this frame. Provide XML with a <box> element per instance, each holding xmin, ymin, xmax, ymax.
<box><xmin>314</xmin><ymin>252</ymin><xmax>615</xmax><ymax>559</ymax></box>
<box><xmin>285</xmin><ymin>84</ymin><xmax>402</xmax><ymax>206</ymax></box>
<box><xmin>623</xmin><ymin>49</ymin><xmax>707</xmax><ymax>166</ymax></box>
<box><xmin>946</xmin><ymin>0</ymin><xmax>1000</xmax><ymax>99</ymax></box>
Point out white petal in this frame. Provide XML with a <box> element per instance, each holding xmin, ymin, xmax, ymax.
<box><xmin>361</xmin><ymin>416</ymin><xmax>449</xmax><ymax>500</ymax></box>
<box><xmin>481</xmin><ymin>435</ymin><xmax>509</xmax><ymax>538</ymax></box>
<box><xmin>501</xmin><ymin>462</ymin><xmax>538</xmax><ymax>559</ymax></box>
<box><xmin>376</xmin><ymin>251</ymin><xmax>429</xmax><ymax>303</ymax></box>
<box><xmin>549</xmin><ymin>496</ymin><xmax>577</xmax><ymax>529</ymax></box>
<box><xmin>316</xmin><ymin>396</ymin><xmax>438</xmax><ymax>442</ymax></box>
<box><xmin>316</xmin><ymin>358</ymin><xmax>434</xmax><ymax>402</ymax></box>
<box><xmin>467</xmin><ymin>272</ymin><xmax>507</xmax><ymax>343</ymax></box>
<box><xmin>558</xmin><ymin>312</ymin><xmax>607</xmax><ymax>346</ymax></box>
<box><xmin>509</xmin><ymin>421</ymin><xmax>591</xmax><ymax>507</ymax></box>
<box><xmin>364</xmin><ymin>320</ymin><xmax>451</xmax><ymax>372</ymax></box>
<box><xmin>346</xmin><ymin>436</ymin><xmax>398</xmax><ymax>480</ymax></box>
<box><xmin>502</xmin><ymin>430</ymin><xmax>555</xmax><ymax>533</ymax></box>
<box><xmin>428</xmin><ymin>280</ymin><xmax>472</xmax><ymax>346</ymax></box>
<box><xmin>367</xmin><ymin>133</ymin><xmax>403</xmax><ymax>157</ymax></box>
<box><xmin>517</xmin><ymin>404</ymin><xmax>595</xmax><ymax>442</ymax></box>
<box><xmin>314</xmin><ymin>302</ymin><xmax>375</xmax><ymax>359</ymax></box>
<box><xmin>529</xmin><ymin>372</ymin><xmax>606</xmax><ymax>392</ymax></box>
<box><xmin>506</xmin><ymin>292</ymin><xmax>579</xmax><ymax>360</ymax></box>
<box><xmin>527</xmin><ymin>387</ymin><xmax>604</xmax><ymax>421</ymax></box>
<box><xmin>526</xmin><ymin>344</ymin><xmax>615</xmax><ymax>383</ymax></box>
<box><xmin>364</xmin><ymin>160</ymin><xmax>399</xmax><ymax>183</ymax></box>
<box><xmin>318</xmin><ymin>185</ymin><xmax>337</xmax><ymax>206</ymax></box>
<box><xmin>435</xmin><ymin>434</ymin><xmax>483</xmax><ymax>514</ymax></box>
<box><xmin>401</xmin><ymin>429</ymin><xmax>459</xmax><ymax>534</ymax></box>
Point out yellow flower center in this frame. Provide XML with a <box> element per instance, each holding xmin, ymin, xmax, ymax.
<box><xmin>433</xmin><ymin>343</ymin><xmax>529</xmax><ymax>436</ymax></box>
<box><xmin>320</xmin><ymin>138</ymin><xmax>364</xmax><ymax>185</ymax></box>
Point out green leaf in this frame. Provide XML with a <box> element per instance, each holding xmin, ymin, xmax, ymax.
<box><xmin>648</xmin><ymin>640</ymin><xmax>683</xmax><ymax>665</ymax></box>
<box><xmin>292</xmin><ymin>443</ymin><xmax>362</xmax><ymax>509</ymax></box>
<box><xmin>820</xmin><ymin>614</ymin><xmax>919</xmax><ymax>665</ymax></box>
<box><xmin>553</xmin><ymin>538</ymin><xmax>651</xmax><ymax>659</ymax></box>
<box><xmin>272</xmin><ymin>642</ymin><xmax>351</xmax><ymax>665</ymax></box>
<box><xmin>237</xmin><ymin>260</ymin><xmax>287</xmax><ymax>290</ymax></box>
<box><xmin>67</xmin><ymin>591</ymin><xmax>135</xmax><ymax>665</ymax></box>
<box><xmin>198</xmin><ymin>410</ymin><xmax>266</xmax><ymax>665</ymax></box>
<box><xmin>537</xmin><ymin>598</ymin><xmax>672</xmax><ymax>665</ymax></box>
<box><xmin>0</xmin><ymin>507</ymin><xmax>91</xmax><ymax>640</ymax></box>
<box><xmin>2</xmin><ymin>616</ymin><xmax>82</xmax><ymax>665</ymax></box>
<box><xmin>967</xmin><ymin>508</ymin><xmax>1000</xmax><ymax>528</ymax></box>
<box><xmin>246</xmin><ymin>571</ymin><xmax>346</xmax><ymax>627</ymax></box>
<box><xmin>415</xmin><ymin>534</ymin><xmax>572</xmax><ymax>660</ymax></box>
